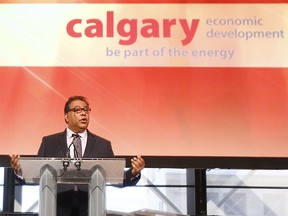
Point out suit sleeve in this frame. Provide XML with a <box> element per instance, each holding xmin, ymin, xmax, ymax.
<box><xmin>37</xmin><ymin>138</ymin><xmax>45</xmax><ymax>156</ymax></box>
<box><xmin>123</xmin><ymin>168</ymin><xmax>141</xmax><ymax>187</ymax></box>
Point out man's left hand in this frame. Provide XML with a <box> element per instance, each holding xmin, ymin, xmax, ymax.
<box><xmin>131</xmin><ymin>155</ymin><xmax>145</xmax><ymax>176</ymax></box>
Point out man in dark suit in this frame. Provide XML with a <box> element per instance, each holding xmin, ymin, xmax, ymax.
<box><xmin>11</xmin><ymin>95</ymin><xmax>145</xmax><ymax>216</ymax></box>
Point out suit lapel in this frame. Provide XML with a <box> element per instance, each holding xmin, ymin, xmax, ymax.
<box><xmin>83</xmin><ymin>130</ymin><xmax>94</xmax><ymax>158</ymax></box>
<box><xmin>59</xmin><ymin>130</ymin><xmax>68</xmax><ymax>157</ymax></box>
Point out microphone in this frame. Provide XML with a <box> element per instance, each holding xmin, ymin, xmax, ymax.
<box><xmin>63</xmin><ymin>134</ymin><xmax>80</xmax><ymax>170</ymax></box>
<box><xmin>71</xmin><ymin>134</ymin><xmax>82</xmax><ymax>171</ymax></box>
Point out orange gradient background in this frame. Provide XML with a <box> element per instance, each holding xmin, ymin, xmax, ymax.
<box><xmin>2</xmin><ymin>67</ymin><xmax>288</xmax><ymax>157</ymax></box>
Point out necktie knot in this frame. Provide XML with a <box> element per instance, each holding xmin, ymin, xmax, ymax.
<box><xmin>72</xmin><ymin>133</ymin><xmax>80</xmax><ymax>138</ymax></box>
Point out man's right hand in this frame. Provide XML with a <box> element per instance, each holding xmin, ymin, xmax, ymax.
<box><xmin>10</xmin><ymin>154</ymin><xmax>21</xmax><ymax>173</ymax></box>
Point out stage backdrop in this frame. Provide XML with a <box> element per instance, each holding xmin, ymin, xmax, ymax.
<box><xmin>1</xmin><ymin>0</ymin><xmax>288</xmax><ymax>157</ymax></box>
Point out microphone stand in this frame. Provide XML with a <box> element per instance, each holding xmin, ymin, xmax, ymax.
<box><xmin>62</xmin><ymin>134</ymin><xmax>82</xmax><ymax>171</ymax></box>
<box><xmin>62</xmin><ymin>143</ymin><xmax>73</xmax><ymax>171</ymax></box>
<box><xmin>62</xmin><ymin>136</ymin><xmax>77</xmax><ymax>171</ymax></box>
<box><xmin>74</xmin><ymin>147</ymin><xmax>81</xmax><ymax>171</ymax></box>
<box><xmin>72</xmin><ymin>134</ymin><xmax>82</xmax><ymax>171</ymax></box>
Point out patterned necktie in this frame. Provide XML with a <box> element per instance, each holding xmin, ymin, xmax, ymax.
<box><xmin>73</xmin><ymin>134</ymin><xmax>82</xmax><ymax>158</ymax></box>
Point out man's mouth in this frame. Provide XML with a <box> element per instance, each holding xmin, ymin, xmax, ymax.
<box><xmin>80</xmin><ymin>118</ymin><xmax>87</xmax><ymax>123</ymax></box>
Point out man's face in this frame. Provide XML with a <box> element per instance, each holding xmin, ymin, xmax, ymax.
<box><xmin>65</xmin><ymin>99</ymin><xmax>90</xmax><ymax>133</ymax></box>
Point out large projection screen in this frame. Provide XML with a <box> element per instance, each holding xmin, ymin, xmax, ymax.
<box><xmin>1</xmin><ymin>0</ymin><xmax>288</xmax><ymax>158</ymax></box>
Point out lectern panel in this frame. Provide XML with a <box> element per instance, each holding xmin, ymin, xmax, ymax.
<box><xmin>19</xmin><ymin>157</ymin><xmax>125</xmax><ymax>185</ymax></box>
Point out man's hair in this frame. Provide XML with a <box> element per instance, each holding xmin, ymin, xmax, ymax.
<box><xmin>64</xmin><ymin>95</ymin><xmax>89</xmax><ymax>114</ymax></box>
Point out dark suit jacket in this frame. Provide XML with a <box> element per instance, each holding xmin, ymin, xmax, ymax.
<box><xmin>37</xmin><ymin>129</ymin><xmax>140</xmax><ymax>187</ymax></box>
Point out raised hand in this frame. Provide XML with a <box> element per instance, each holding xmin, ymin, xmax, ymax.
<box><xmin>10</xmin><ymin>154</ymin><xmax>22</xmax><ymax>174</ymax></box>
<box><xmin>131</xmin><ymin>155</ymin><xmax>145</xmax><ymax>177</ymax></box>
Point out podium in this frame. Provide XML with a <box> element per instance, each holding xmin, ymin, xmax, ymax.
<box><xmin>19</xmin><ymin>157</ymin><xmax>125</xmax><ymax>216</ymax></box>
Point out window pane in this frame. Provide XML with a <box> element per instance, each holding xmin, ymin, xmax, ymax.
<box><xmin>207</xmin><ymin>169</ymin><xmax>288</xmax><ymax>216</ymax></box>
<box><xmin>14</xmin><ymin>185</ymin><xmax>39</xmax><ymax>212</ymax></box>
<box><xmin>107</xmin><ymin>168</ymin><xmax>188</xmax><ymax>214</ymax></box>
<box><xmin>207</xmin><ymin>169</ymin><xmax>288</xmax><ymax>187</ymax></box>
<box><xmin>0</xmin><ymin>168</ymin><xmax>4</xmax><ymax>212</ymax></box>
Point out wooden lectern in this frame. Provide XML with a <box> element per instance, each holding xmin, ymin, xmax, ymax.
<box><xmin>19</xmin><ymin>157</ymin><xmax>125</xmax><ymax>216</ymax></box>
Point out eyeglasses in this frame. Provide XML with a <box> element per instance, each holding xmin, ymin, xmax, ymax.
<box><xmin>67</xmin><ymin>106</ymin><xmax>91</xmax><ymax>114</ymax></box>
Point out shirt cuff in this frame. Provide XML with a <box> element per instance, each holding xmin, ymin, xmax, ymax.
<box><xmin>130</xmin><ymin>173</ymin><xmax>141</xmax><ymax>181</ymax></box>
<box><xmin>14</xmin><ymin>169</ymin><xmax>24</xmax><ymax>180</ymax></box>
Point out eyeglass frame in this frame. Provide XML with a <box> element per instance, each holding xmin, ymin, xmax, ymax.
<box><xmin>67</xmin><ymin>106</ymin><xmax>91</xmax><ymax>114</ymax></box>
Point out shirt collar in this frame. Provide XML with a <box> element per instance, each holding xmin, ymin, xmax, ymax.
<box><xmin>66</xmin><ymin>128</ymin><xmax>87</xmax><ymax>139</ymax></box>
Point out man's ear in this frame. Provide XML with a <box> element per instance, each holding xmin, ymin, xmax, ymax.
<box><xmin>64</xmin><ymin>113</ymin><xmax>68</xmax><ymax>123</ymax></box>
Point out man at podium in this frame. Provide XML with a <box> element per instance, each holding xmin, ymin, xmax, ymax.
<box><xmin>11</xmin><ymin>95</ymin><xmax>145</xmax><ymax>216</ymax></box>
